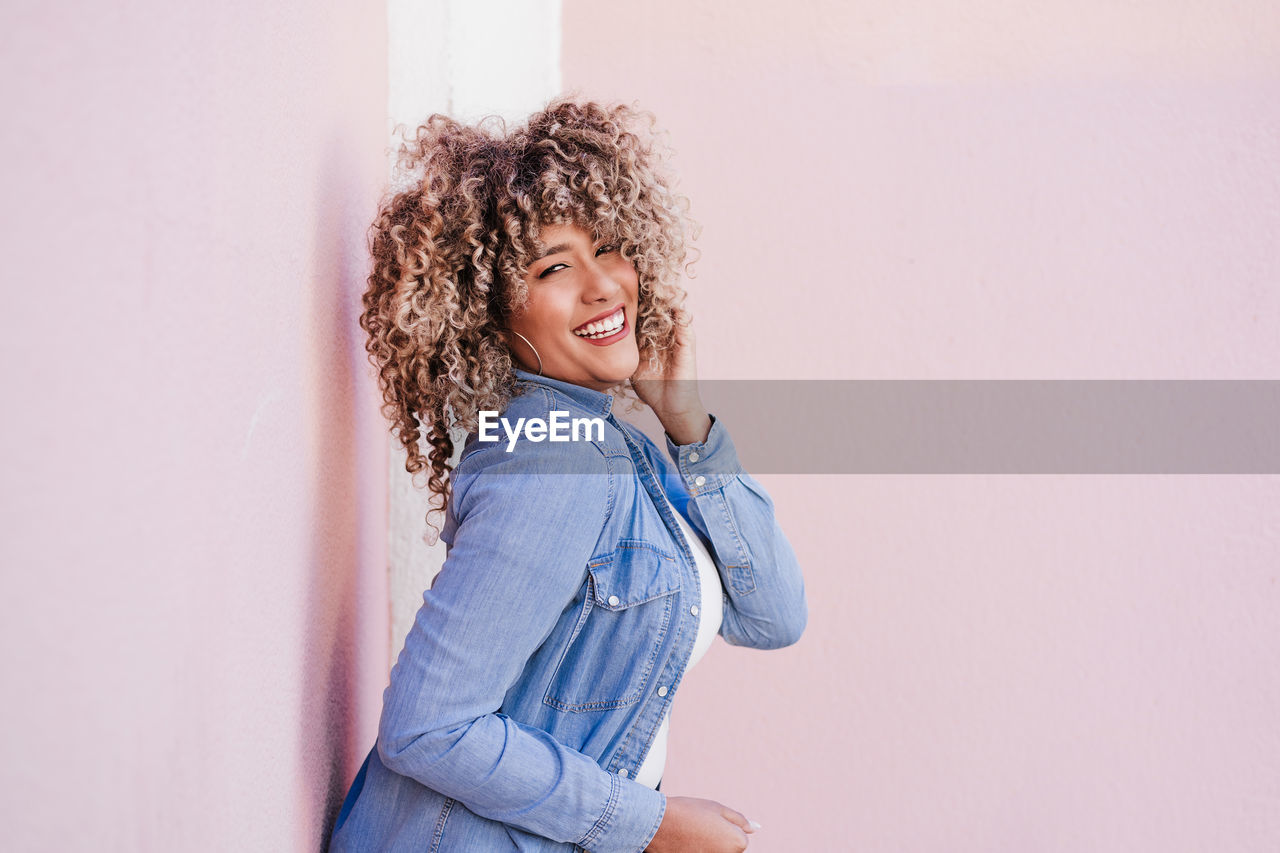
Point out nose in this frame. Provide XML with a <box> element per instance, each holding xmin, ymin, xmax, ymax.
<box><xmin>582</xmin><ymin>256</ymin><xmax>623</xmax><ymax>303</ymax></box>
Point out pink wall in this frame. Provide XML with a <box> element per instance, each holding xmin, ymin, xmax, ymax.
<box><xmin>565</xmin><ymin>2</ymin><xmax>1280</xmax><ymax>850</ymax></box>
<box><xmin>3</xmin><ymin>2</ymin><xmax>1277</xmax><ymax>850</ymax></box>
<box><xmin>1</xmin><ymin>2</ymin><xmax>388</xmax><ymax>849</ymax></box>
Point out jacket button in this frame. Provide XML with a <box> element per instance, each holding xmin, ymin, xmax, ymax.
<box><xmin>608</xmin><ymin>595</ymin><xmax>621</xmax><ymax>606</ymax></box>
<box><xmin>617</xmin><ymin>768</ymin><xmax>629</xmax><ymax>778</ymax></box>
<box><xmin>689</xmin><ymin>452</ymin><xmax>700</xmax><ymax>462</ymax></box>
<box><xmin>657</xmin><ymin>685</ymin><xmax>669</xmax><ymax>697</ymax></box>
<box><xmin>690</xmin><ymin>605</ymin><xmax>699</xmax><ymax>616</ymax></box>
<box><xmin>694</xmin><ymin>475</ymin><xmax>706</xmax><ymax>486</ymax></box>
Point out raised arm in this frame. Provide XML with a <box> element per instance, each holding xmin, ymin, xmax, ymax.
<box><xmin>629</xmin><ymin>322</ymin><xmax>807</xmax><ymax>650</ymax></box>
<box><xmin>376</xmin><ymin>443</ymin><xmax>665</xmax><ymax>852</ymax></box>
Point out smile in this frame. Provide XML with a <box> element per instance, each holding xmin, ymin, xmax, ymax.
<box><xmin>572</xmin><ymin>306</ymin><xmax>626</xmax><ymax>340</ymax></box>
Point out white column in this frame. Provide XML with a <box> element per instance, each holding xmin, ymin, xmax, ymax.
<box><xmin>385</xmin><ymin>0</ymin><xmax>562</xmax><ymax>661</ymax></box>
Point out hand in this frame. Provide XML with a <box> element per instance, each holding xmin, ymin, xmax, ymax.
<box><xmin>646</xmin><ymin>796</ymin><xmax>759</xmax><ymax>852</ymax></box>
<box><xmin>630</xmin><ymin>321</ymin><xmax>711</xmax><ymax>446</ymax></box>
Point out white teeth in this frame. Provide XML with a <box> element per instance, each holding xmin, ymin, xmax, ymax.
<box><xmin>574</xmin><ymin>308</ymin><xmax>625</xmax><ymax>338</ymax></box>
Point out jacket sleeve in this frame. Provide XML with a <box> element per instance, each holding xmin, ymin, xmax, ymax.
<box><xmin>661</xmin><ymin>414</ymin><xmax>808</xmax><ymax>649</ymax></box>
<box><xmin>375</xmin><ymin>441</ymin><xmax>666</xmax><ymax>853</ymax></box>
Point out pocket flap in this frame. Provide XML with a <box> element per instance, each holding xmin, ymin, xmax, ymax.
<box><xmin>587</xmin><ymin>540</ymin><xmax>680</xmax><ymax>610</ymax></box>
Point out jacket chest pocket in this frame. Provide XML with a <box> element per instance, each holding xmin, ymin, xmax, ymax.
<box><xmin>543</xmin><ymin>540</ymin><xmax>681</xmax><ymax>713</ymax></box>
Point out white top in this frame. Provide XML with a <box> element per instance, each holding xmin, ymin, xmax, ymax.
<box><xmin>633</xmin><ymin>494</ymin><xmax>724</xmax><ymax>789</ymax></box>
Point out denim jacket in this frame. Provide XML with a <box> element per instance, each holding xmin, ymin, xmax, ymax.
<box><xmin>330</xmin><ymin>368</ymin><xmax>807</xmax><ymax>852</ymax></box>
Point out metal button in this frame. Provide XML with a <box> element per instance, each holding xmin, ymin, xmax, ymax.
<box><xmin>688</xmin><ymin>452</ymin><xmax>700</xmax><ymax>462</ymax></box>
<box><xmin>607</xmin><ymin>595</ymin><xmax>620</xmax><ymax>606</ymax></box>
<box><xmin>657</xmin><ymin>685</ymin><xmax>669</xmax><ymax>697</ymax></box>
<box><xmin>690</xmin><ymin>605</ymin><xmax>699</xmax><ymax>616</ymax></box>
<box><xmin>694</xmin><ymin>475</ymin><xmax>706</xmax><ymax>486</ymax></box>
<box><xmin>617</xmin><ymin>768</ymin><xmax>629</xmax><ymax>778</ymax></box>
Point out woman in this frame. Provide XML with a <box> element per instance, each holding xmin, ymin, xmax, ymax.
<box><xmin>330</xmin><ymin>98</ymin><xmax>807</xmax><ymax>852</ymax></box>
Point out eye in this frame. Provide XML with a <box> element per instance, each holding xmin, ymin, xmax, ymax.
<box><xmin>537</xmin><ymin>263</ymin><xmax>568</xmax><ymax>279</ymax></box>
<box><xmin>595</xmin><ymin>244</ymin><xmax>617</xmax><ymax>256</ymax></box>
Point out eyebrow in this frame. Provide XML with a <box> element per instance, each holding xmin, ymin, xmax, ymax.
<box><xmin>536</xmin><ymin>243</ymin><xmax>572</xmax><ymax>260</ymax></box>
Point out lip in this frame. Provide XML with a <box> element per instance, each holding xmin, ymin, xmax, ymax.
<box><xmin>575</xmin><ymin>311</ymin><xmax>629</xmax><ymax>347</ymax></box>
<box><xmin>572</xmin><ymin>303</ymin><xmax>625</xmax><ymax>333</ymax></box>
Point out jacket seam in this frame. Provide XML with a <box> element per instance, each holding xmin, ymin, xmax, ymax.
<box><xmin>587</xmin><ymin>545</ymin><xmax>679</xmax><ymax>608</ymax></box>
<box><xmin>711</xmin><ymin>489</ymin><xmax>756</xmax><ymax>595</ymax></box>
<box><xmin>578</xmin><ymin>771</ymin><xmax>621</xmax><ymax>850</ymax></box>
<box><xmin>428</xmin><ymin>796</ymin><xmax>455</xmax><ymax>853</ymax></box>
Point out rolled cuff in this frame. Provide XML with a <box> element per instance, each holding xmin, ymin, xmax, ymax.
<box><xmin>664</xmin><ymin>413</ymin><xmax>745</xmax><ymax>496</ymax></box>
<box><xmin>580</xmin><ymin>773</ymin><xmax>666</xmax><ymax>853</ymax></box>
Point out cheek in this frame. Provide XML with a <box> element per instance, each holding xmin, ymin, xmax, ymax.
<box><xmin>520</xmin><ymin>294</ymin><xmax>575</xmax><ymax>338</ymax></box>
<box><xmin>618</xmin><ymin>270</ymin><xmax>641</xmax><ymax>300</ymax></box>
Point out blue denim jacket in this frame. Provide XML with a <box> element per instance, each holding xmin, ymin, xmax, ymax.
<box><xmin>330</xmin><ymin>368</ymin><xmax>807</xmax><ymax>852</ymax></box>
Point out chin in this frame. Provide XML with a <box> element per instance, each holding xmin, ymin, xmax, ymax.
<box><xmin>595</xmin><ymin>370</ymin><xmax>634</xmax><ymax>389</ymax></box>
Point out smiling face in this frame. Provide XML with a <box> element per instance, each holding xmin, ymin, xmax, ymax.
<box><xmin>505</xmin><ymin>221</ymin><xmax>641</xmax><ymax>392</ymax></box>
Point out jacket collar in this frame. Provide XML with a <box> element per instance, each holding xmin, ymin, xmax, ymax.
<box><xmin>513</xmin><ymin>368</ymin><xmax>615</xmax><ymax>417</ymax></box>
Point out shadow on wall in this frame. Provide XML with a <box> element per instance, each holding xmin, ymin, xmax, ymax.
<box><xmin>301</xmin><ymin>134</ymin><xmax>383</xmax><ymax>853</ymax></box>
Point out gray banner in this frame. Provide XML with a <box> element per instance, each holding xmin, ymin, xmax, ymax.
<box><xmin>462</xmin><ymin>381</ymin><xmax>1280</xmax><ymax>474</ymax></box>
<box><xmin>681</xmin><ymin>380</ymin><xmax>1280</xmax><ymax>474</ymax></box>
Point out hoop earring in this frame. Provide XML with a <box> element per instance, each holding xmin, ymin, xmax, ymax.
<box><xmin>510</xmin><ymin>331</ymin><xmax>543</xmax><ymax>376</ymax></box>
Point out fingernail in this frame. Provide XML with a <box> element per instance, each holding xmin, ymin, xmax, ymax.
<box><xmin>747</xmin><ymin>820</ymin><xmax>762</xmax><ymax>832</ymax></box>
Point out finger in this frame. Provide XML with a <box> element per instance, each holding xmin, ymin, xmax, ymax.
<box><xmin>720</xmin><ymin>806</ymin><xmax>751</xmax><ymax>831</ymax></box>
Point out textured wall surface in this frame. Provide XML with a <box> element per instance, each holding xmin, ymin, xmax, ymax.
<box><xmin>0</xmin><ymin>2</ymin><xmax>390</xmax><ymax>849</ymax></box>
<box><xmin>564</xmin><ymin>2</ymin><xmax>1280</xmax><ymax>850</ymax></box>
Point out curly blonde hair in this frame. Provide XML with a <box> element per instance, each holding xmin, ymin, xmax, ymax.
<box><xmin>360</xmin><ymin>98</ymin><xmax>698</xmax><ymax>539</ymax></box>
